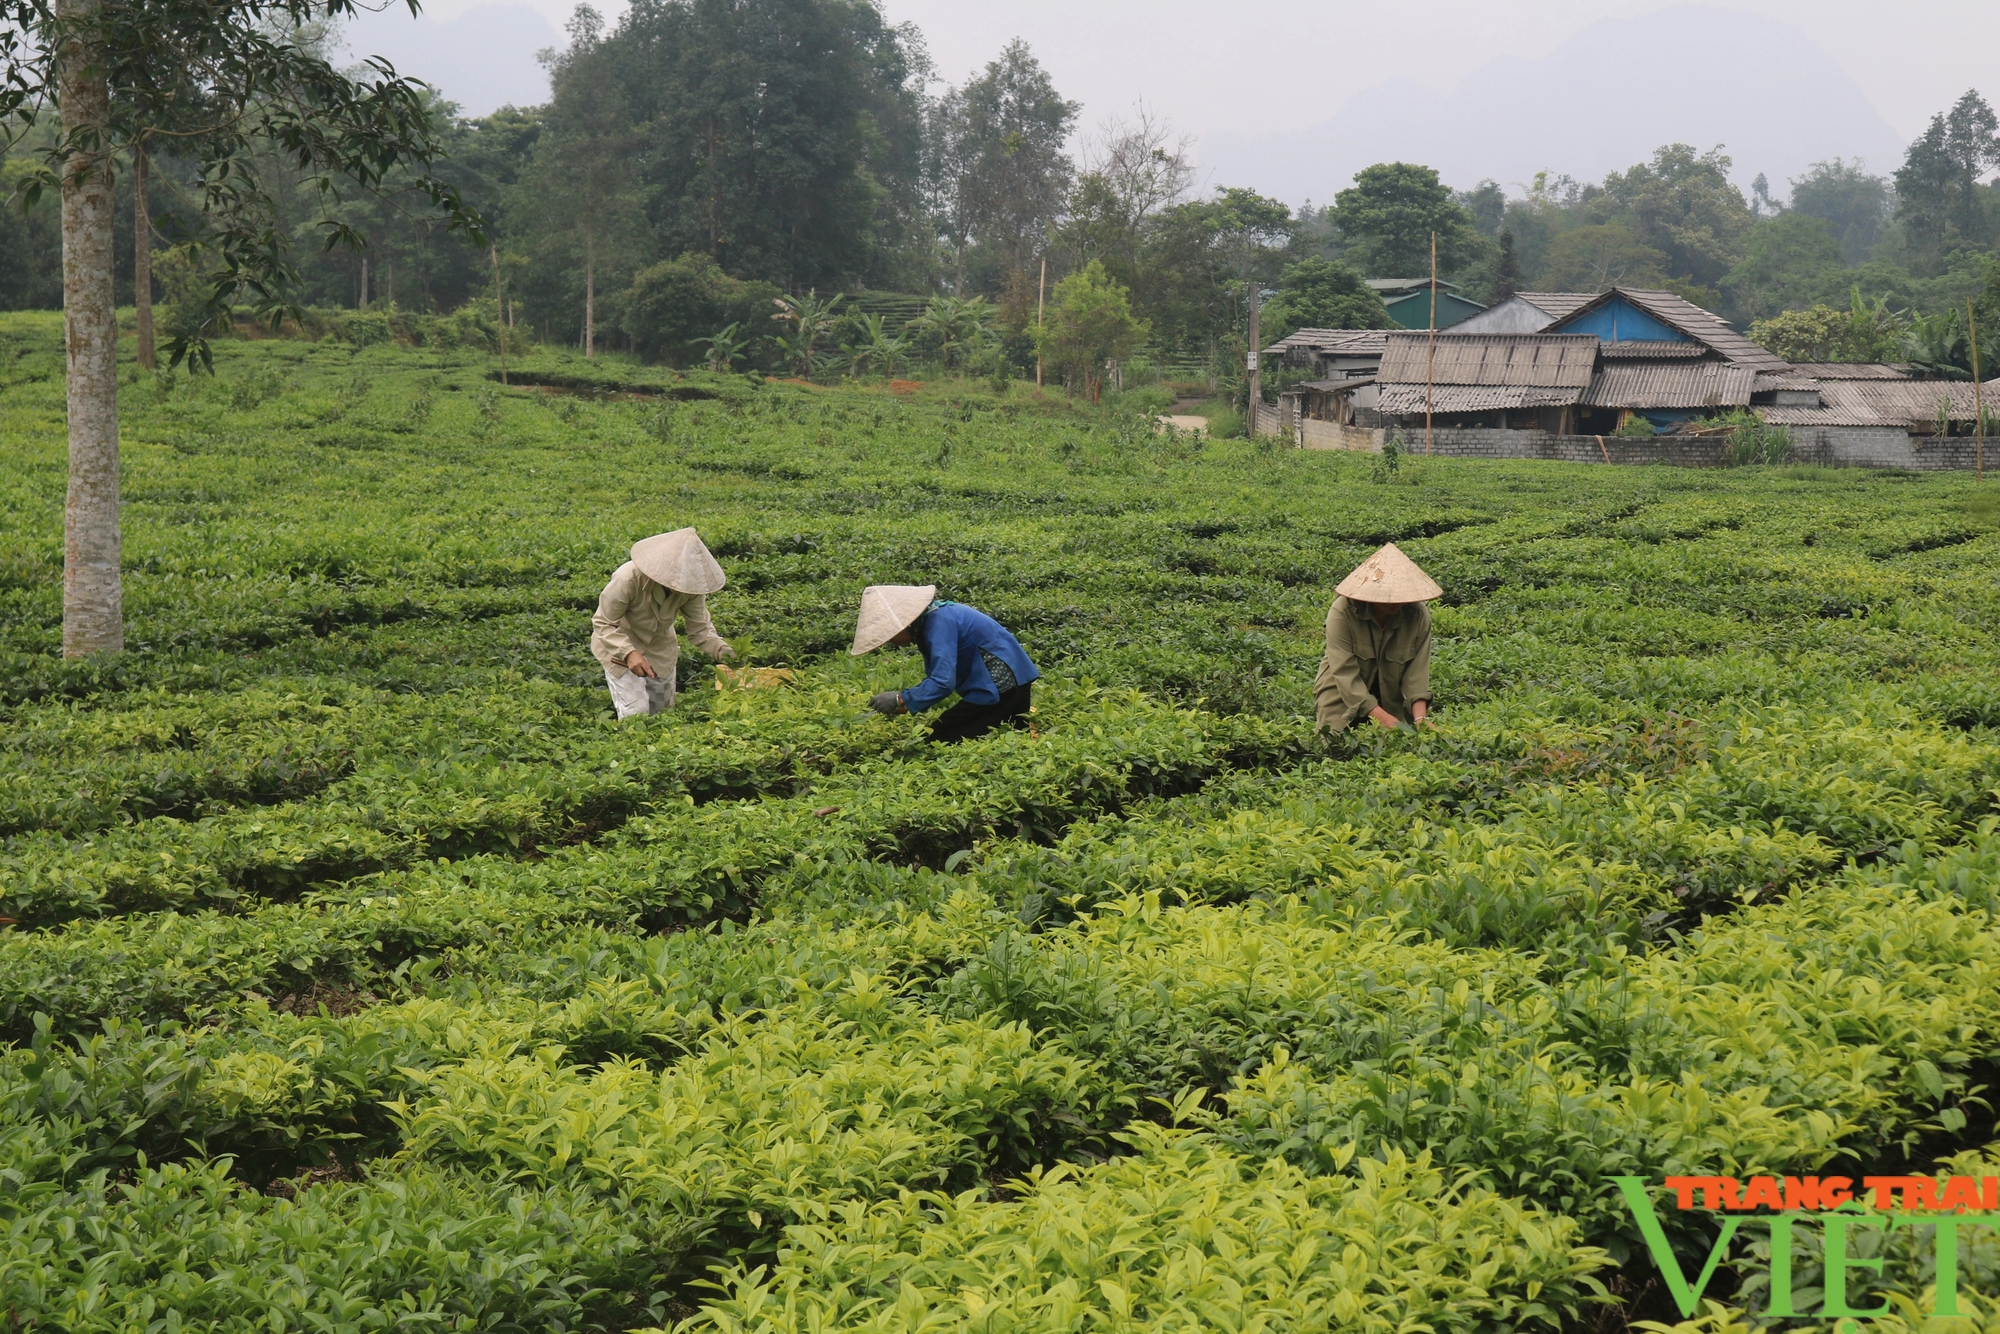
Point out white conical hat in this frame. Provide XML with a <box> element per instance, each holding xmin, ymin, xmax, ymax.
<box><xmin>1335</xmin><ymin>542</ymin><xmax>1442</xmax><ymax>603</ymax></box>
<box><xmin>850</xmin><ymin>584</ymin><xmax>936</xmax><ymax>655</ymax></box>
<box><xmin>631</xmin><ymin>528</ymin><xmax>726</xmax><ymax>594</ymax></box>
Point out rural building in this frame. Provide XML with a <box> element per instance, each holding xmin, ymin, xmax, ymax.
<box><xmin>1448</xmin><ymin>291</ymin><xmax>1596</xmax><ymax>334</ymax></box>
<box><xmin>1366</xmin><ymin>278</ymin><xmax>1487</xmax><ymax>330</ymax></box>
<box><xmin>1266</xmin><ymin>285</ymin><xmax>1996</xmax><ymax>469</ymax></box>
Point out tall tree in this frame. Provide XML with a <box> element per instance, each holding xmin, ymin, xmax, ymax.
<box><xmin>596</xmin><ymin>0</ymin><xmax>924</xmax><ymax>291</ymax></box>
<box><xmin>1591</xmin><ymin>144</ymin><xmax>1752</xmax><ymax>290</ymax></box>
<box><xmin>1133</xmin><ymin>186</ymin><xmax>1292</xmax><ymax>364</ymax></box>
<box><xmin>926</xmin><ymin>39</ymin><xmax>1078</xmax><ymax>294</ymax></box>
<box><xmin>1895</xmin><ymin>90</ymin><xmax>2000</xmax><ymax>267</ymax></box>
<box><xmin>1539</xmin><ymin>223</ymin><xmax>1669</xmax><ymax>292</ymax></box>
<box><xmin>1721</xmin><ymin>212</ymin><xmax>1844</xmax><ymax>321</ymax></box>
<box><xmin>1033</xmin><ymin>259</ymin><xmax>1145</xmax><ymax>402</ymax></box>
<box><xmin>2</xmin><ymin>0</ymin><xmax>478</xmax><ymax>655</ymax></box>
<box><xmin>1057</xmin><ymin>103</ymin><xmax>1194</xmax><ymax>290</ymax></box>
<box><xmin>1788</xmin><ymin>158</ymin><xmax>1890</xmax><ymax>264</ymax></box>
<box><xmin>1259</xmin><ymin>256</ymin><xmax>1391</xmax><ymax>343</ymax></box>
<box><xmin>527</xmin><ymin>6</ymin><xmax>640</xmax><ymax>355</ymax></box>
<box><xmin>1331</xmin><ymin>162</ymin><xmax>1479</xmax><ymax>277</ymax></box>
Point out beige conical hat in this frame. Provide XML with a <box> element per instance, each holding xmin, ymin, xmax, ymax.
<box><xmin>631</xmin><ymin>528</ymin><xmax>726</xmax><ymax>594</ymax></box>
<box><xmin>1335</xmin><ymin>542</ymin><xmax>1442</xmax><ymax>603</ymax></box>
<box><xmin>850</xmin><ymin>584</ymin><xmax>936</xmax><ymax>655</ymax></box>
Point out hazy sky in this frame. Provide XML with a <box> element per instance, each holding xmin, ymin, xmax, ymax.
<box><xmin>344</xmin><ymin>0</ymin><xmax>1999</xmax><ymax>193</ymax></box>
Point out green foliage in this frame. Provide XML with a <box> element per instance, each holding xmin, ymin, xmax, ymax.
<box><xmin>1593</xmin><ymin>145</ymin><xmax>1755</xmax><ymax>292</ymax></box>
<box><xmin>1723</xmin><ymin>213</ymin><xmax>1846</xmax><ymax>321</ymax></box>
<box><xmin>1033</xmin><ymin>261</ymin><xmax>1148</xmax><ymax>401</ymax></box>
<box><xmin>672</xmin><ymin>1126</ymin><xmax>1609</xmax><ymax>1334</ymax></box>
<box><xmin>1613</xmin><ymin>413</ymin><xmax>1658</xmax><ymax>438</ymax></box>
<box><xmin>1259</xmin><ymin>257</ymin><xmax>1393</xmax><ymax>342</ymax></box>
<box><xmin>4</xmin><ymin>318</ymin><xmax>2000</xmax><ymax>1329</ymax></box>
<box><xmin>1541</xmin><ymin>222</ymin><xmax>1670</xmax><ymax>292</ymax></box>
<box><xmin>1748</xmin><ymin>290</ymin><xmax>1906</xmax><ymax>363</ymax></box>
<box><xmin>1333</xmin><ymin>162</ymin><xmax>1483</xmax><ymax>276</ymax></box>
<box><xmin>619</xmin><ymin>253</ymin><xmax>781</xmax><ymax>366</ymax></box>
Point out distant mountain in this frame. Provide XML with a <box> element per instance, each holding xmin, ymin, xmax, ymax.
<box><xmin>1201</xmin><ymin>6</ymin><xmax>1907</xmax><ymax>205</ymax></box>
<box><xmin>337</xmin><ymin>4</ymin><xmax>559</xmax><ymax>118</ymax></box>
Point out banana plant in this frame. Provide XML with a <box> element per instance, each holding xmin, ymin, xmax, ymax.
<box><xmin>913</xmin><ymin>295</ymin><xmax>994</xmax><ymax>371</ymax></box>
<box><xmin>844</xmin><ymin>313</ymin><xmax>909</xmax><ymax>379</ymax></box>
<box><xmin>688</xmin><ymin>322</ymin><xmax>751</xmax><ymax>373</ymax></box>
<box><xmin>1904</xmin><ymin>308</ymin><xmax>1972</xmax><ymax>379</ymax></box>
<box><xmin>771</xmin><ymin>290</ymin><xmax>847</xmax><ymax>379</ymax></box>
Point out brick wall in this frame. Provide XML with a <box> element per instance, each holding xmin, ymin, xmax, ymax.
<box><xmin>1288</xmin><ymin>424</ymin><xmax>1995</xmax><ymax>471</ymax></box>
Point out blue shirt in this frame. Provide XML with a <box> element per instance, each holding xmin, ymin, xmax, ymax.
<box><xmin>899</xmin><ymin>602</ymin><xmax>1041</xmax><ymax>712</ymax></box>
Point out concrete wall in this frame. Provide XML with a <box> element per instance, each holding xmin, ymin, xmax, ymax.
<box><xmin>1299</xmin><ymin>418</ymin><xmax>1385</xmax><ymax>451</ymax></box>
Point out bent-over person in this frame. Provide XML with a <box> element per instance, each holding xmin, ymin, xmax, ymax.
<box><xmin>1314</xmin><ymin>542</ymin><xmax>1440</xmax><ymax>734</ymax></box>
<box><xmin>591</xmin><ymin>528</ymin><xmax>735</xmax><ymax>719</ymax></box>
<box><xmin>849</xmin><ymin>585</ymin><xmax>1041</xmax><ymax>744</ymax></box>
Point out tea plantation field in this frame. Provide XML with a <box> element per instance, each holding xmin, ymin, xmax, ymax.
<box><xmin>3</xmin><ymin>309</ymin><xmax>1999</xmax><ymax>1331</ymax></box>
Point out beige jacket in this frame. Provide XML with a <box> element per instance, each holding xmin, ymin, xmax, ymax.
<box><xmin>590</xmin><ymin>561</ymin><xmax>730</xmax><ymax>678</ymax></box>
<box><xmin>1314</xmin><ymin>597</ymin><xmax>1432</xmax><ymax>732</ymax></box>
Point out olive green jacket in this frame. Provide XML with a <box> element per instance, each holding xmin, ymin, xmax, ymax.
<box><xmin>1313</xmin><ymin>598</ymin><xmax>1433</xmax><ymax>732</ymax></box>
<box><xmin>590</xmin><ymin>561</ymin><xmax>730</xmax><ymax>677</ymax></box>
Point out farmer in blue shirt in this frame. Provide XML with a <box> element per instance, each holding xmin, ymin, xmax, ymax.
<box><xmin>850</xmin><ymin>584</ymin><xmax>1040</xmax><ymax>743</ymax></box>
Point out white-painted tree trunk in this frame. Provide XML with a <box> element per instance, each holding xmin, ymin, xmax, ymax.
<box><xmin>59</xmin><ymin>0</ymin><xmax>123</xmax><ymax>657</ymax></box>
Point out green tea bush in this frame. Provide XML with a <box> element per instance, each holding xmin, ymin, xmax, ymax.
<box><xmin>4</xmin><ymin>312</ymin><xmax>1999</xmax><ymax>1329</ymax></box>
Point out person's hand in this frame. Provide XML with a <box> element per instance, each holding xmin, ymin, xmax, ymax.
<box><xmin>1411</xmin><ymin>701</ymin><xmax>1430</xmax><ymax>727</ymax></box>
<box><xmin>716</xmin><ymin>643</ymin><xmax>737</xmax><ymax>662</ymax></box>
<box><xmin>1369</xmin><ymin>706</ymin><xmax>1403</xmax><ymax>730</ymax></box>
<box><xmin>868</xmin><ymin>690</ymin><xmax>906</xmax><ymax>716</ymax></box>
<box><xmin>626</xmin><ymin>651</ymin><xmax>657</xmax><ymax>679</ymax></box>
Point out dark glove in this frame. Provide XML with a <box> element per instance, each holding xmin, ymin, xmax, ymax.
<box><xmin>868</xmin><ymin>690</ymin><xmax>905</xmax><ymax>715</ymax></box>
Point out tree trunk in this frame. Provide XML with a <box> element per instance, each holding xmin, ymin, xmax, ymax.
<box><xmin>584</xmin><ymin>224</ymin><xmax>595</xmax><ymax>358</ymax></box>
<box><xmin>59</xmin><ymin>0</ymin><xmax>123</xmax><ymax>657</ymax></box>
<box><xmin>133</xmin><ymin>144</ymin><xmax>154</xmax><ymax>372</ymax></box>
<box><xmin>359</xmin><ymin>257</ymin><xmax>369</xmax><ymax>307</ymax></box>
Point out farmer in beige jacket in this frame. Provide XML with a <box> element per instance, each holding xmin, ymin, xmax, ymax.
<box><xmin>591</xmin><ymin>528</ymin><xmax>735</xmax><ymax>719</ymax></box>
<box><xmin>1314</xmin><ymin>543</ymin><xmax>1440</xmax><ymax>734</ymax></box>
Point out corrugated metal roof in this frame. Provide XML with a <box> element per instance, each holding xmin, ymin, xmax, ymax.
<box><xmin>1562</xmin><ymin>288</ymin><xmax>1792</xmax><ymax>372</ymax></box>
<box><xmin>1597</xmin><ymin>340</ymin><xmax>1710</xmax><ymax>359</ymax></box>
<box><xmin>1757</xmin><ymin>379</ymin><xmax>2000</xmax><ymax>427</ymax></box>
<box><xmin>1379</xmin><ymin>332</ymin><xmax>1598</xmax><ymax>386</ymax></box>
<box><xmin>1377</xmin><ymin>384</ymin><xmax>1582</xmax><ymax>414</ymax></box>
<box><xmin>1263</xmin><ymin>328</ymin><xmax>1394</xmax><ymax>356</ymax></box>
<box><xmin>1581</xmin><ymin>363</ymin><xmax>1756</xmax><ymax>409</ymax></box>
<box><xmin>1783</xmin><ymin>362</ymin><xmax>1915</xmax><ymax>379</ymax></box>
<box><xmin>1515</xmin><ymin>292</ymin><xmax>1598</xmax><ymax>319</ymax></box>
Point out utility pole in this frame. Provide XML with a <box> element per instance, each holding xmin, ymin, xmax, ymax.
<box><xmin>1247</xmin><ymin>280</ymin><xmax>1261</xmax><ymax>437</ymax></box>
<box><xmin>1425</xmin><ymin>232</ymin><xmax>1438</xmax><ymax>455</ymax></box>
<box><xmin>490</xmin><ymin>242</ymin><xmax>508</xmax><ymax>386</ymax></box>
<box><xmin>1972</xmin><ymin>299</ymin><xmax>1985</xmax><ymax>482</ymax></box>
<box><xmin>133</xmin><ymin>143</ymin><xmax>155</xmax><ymax>371</ymax></box>
<box><xmin>1036</xmin><ymin>256</ymin><xmax>1046</xmax><ymax>389</ymax></box>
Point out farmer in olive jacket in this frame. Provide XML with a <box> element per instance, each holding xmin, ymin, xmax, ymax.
<box><xmin>1314</xmin><ymin>543</ymin><xmax>1440</xmax><ymax>734</ymax></box>
<box><xmin>591</xmin><ymin>528</ymin><xmax>735</xmax><ymax>719</ymax></box>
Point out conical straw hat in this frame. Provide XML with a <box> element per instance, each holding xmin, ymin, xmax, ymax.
<box><xmin>631</xmin><ymin>528</ymin><xmax>726</xmax><ymax>594</ymax></box>
<box><xmin>850</xmin><ymin>584</ymin><xmax>936</xmax><ymax>655</ymax></box>
<box><xmin>1335</xmin><ymin>543</ymin><xmax>1442</xmax><ymax>603</ymax></box>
